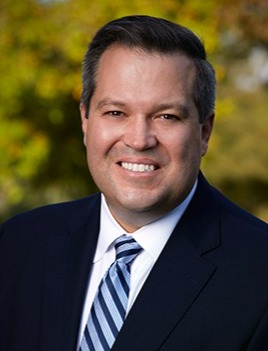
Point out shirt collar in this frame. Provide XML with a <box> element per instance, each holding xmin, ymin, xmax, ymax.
<box><xmin>93</xmin><ymin>195</ymin><xmax>126</xmax><ymax>263</ymax></box>
<box><xmin>94</xmin><ymin>180</ymin><xmax>197</xmax><ymax>263</ymax></box>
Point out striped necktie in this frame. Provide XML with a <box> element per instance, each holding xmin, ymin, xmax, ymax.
<box><xmin>79</xmin><ymin>235</ymin><xmax>142</xmax><ymax>351</ymax></box>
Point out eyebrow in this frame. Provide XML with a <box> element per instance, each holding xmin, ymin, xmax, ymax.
<box><xmin>95</xmin><ymin>98</ymin><xmax>127</xmax><ymax>110</ymax></box>
<box><xmin>95</xmin><ymin>98</ymin><xmax>190</xmax><ymax>119</ymax></box>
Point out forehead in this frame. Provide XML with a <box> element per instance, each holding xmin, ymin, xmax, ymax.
<box><xmin>99</xmin><ymin>44</ymin><xmax>195</xmax><ymax>69</ymax></box>
<box><xmin>95</xmin><ymin>45</ymin><xmax>196</xmax><ymax>90</ymax></box>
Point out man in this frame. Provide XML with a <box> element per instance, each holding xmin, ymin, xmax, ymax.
<box><xmin>1</xmin><ymin>15</ymin><xmax>268</xmax><ymax>351</ymax></box>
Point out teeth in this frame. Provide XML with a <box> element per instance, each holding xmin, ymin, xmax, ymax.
<box><xmin>121</xmin><ymin>162</ymin><xmax>156</xmax><ymax>172</ymax></box>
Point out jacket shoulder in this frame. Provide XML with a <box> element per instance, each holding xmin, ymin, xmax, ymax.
<box><xmin>197</xmin><ymin>174</ymin><xmax>268</xmax><ymax>230</ymax></box>
<box><xmin>0</xmin><ymin>193</ymin><xmax>101</xmax><ymax>240</ymax></box>
<box><xmin>210</xmin><ymin>184</ymin><xmax>268</xmax><ymax>231</ymax></box>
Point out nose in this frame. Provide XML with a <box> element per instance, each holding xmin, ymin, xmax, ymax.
<box><xmin>123</xmin><ymin>116</ymin><xmax>157</xmax><ymax>151</ymax></box>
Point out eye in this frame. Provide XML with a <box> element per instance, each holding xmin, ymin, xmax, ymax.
<box><xmin>160</xmin><ymin>114</ymin><xmax>179</xmax><ymax>121</ymax></box>
<box><xmin>107</xmin><ymin>111</ymin><xmax>124</xmax><ymax>117</ymax></box>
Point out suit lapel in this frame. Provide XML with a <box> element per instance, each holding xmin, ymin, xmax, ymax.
<box><xmin>113</xmin><ymin>175</ymin><xmax>220</xmax><ymax>350</ymax></box>
<box><xmin>61</xmin><ymin>194</ymin><xmax>102</xmax><ymax>350</ymax></box>
<box><xmin>40</xmin><ymin>194</ymin><xmax>101</xmax><ymax>351</ymax></box>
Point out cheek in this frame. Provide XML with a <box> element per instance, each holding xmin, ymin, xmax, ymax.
<box><xmin>166</xmin><ymin>130</ymin><xmax>192</xmax><ymax>154</ymax></box>
<box><xmin>84</xmin><ymin>125</ymin><xmax>102</xmax><ymax>169</ymax></box>
<box><xmin>85</xmin><ymin>120</ymin><xmax>103</xmax><ymax>149</ymax></box>
<box><xmin>169</xmin><ymin>130</ymin><xmax>202</xmax><ymax>164</ymax></box>
<box><xmin>85</xmin><ymin>121</ymin><xmax>118</xmax><ymax>161</ymax></box>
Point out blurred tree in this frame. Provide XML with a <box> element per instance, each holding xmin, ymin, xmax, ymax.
<box><xmin>0</xmin><ymin>0</ymin><xmax>267</xmax><ymax>222</ymax></box>
<box><xmin>202</xmin><ymin>0</ymin><xmax>268</xmax><ymax>221</ymax></box>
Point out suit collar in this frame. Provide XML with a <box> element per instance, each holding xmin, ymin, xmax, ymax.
<box><xmin>180</xmin><ymin>172</ymin><xmax>221</xmax><ymax>255</ymax></box>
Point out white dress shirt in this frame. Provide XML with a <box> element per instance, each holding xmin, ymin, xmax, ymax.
<box><xmin>77</xmin><ymin>181</ymin><xmax>197</xmax><ymax>346</ymax></box>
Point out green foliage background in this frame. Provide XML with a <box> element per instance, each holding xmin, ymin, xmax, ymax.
<box><xmin>1</xmin><ymin>0</ymin><xmax>268</xmax><ymax>222</ymax></box>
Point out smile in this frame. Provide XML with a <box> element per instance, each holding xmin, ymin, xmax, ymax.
<box><xmin>120</xmin><ymin>162</ymin><xmax>157</xmax><ymax>172</ymax></box>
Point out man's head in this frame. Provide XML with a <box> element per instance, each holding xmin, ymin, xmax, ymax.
<box><xmin>80</xmin><ymin>15</ymin><xmax>215</xmax><ymax>231</ymax></box>
<box><xmin>81</xmin><ymin>15</ymin><xmax>216</xmax><ymax>123</ymax></box>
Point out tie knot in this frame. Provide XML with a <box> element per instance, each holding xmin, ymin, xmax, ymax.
<box><xmin>114</xmin><ymin>235</ymin><xmax>142</xmax><ymax>263</ymax></box>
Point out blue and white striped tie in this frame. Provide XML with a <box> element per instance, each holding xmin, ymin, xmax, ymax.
<box><xmin>79</xmin><ymin>235</ymin><xmax>142</xmax><ymax>351</ymax></box>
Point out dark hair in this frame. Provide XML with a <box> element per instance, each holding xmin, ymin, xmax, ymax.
<box><xmin>81</xmin><ymin>15</ymin><xmax>216</xmax><ymax>122</ymax></box>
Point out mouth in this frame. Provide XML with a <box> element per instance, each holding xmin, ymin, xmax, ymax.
<box><xmin>119</xmin><ymin>162</ymin><xmax>159</xmax><ymax>173</ymax></box>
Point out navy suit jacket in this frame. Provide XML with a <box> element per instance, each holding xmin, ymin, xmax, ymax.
<box><xmin>1</xmin><ymin>173</ymin><xmax>268</xmax><ymax>351</ymax></box>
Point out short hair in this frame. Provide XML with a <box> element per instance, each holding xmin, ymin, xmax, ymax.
<box><xmin>81</xmin><ymin>15</ymin><xmax>216</xmax><ymax>123</ymax></box>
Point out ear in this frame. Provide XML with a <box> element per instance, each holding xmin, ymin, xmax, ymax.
<box><xmin>201</xmin><ymin>113</ymin><xmax>214</xmax><ymax>156</ymax></box>
<box><xmin>80</xmin><ymin>103</ymin><xmax>88</xmax><ymax>146</ymax></box>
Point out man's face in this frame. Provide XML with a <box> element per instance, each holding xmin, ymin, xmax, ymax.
<box><xmin>80</xmin><ymin>46</ymin><xmax>214</xmax><ymax>232</ymax></box>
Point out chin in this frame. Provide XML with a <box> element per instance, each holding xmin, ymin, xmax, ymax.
<box><xmin>116</xmin><ymin>193</ymin><xmax>169</xmax><ymax>213</ymax></box>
